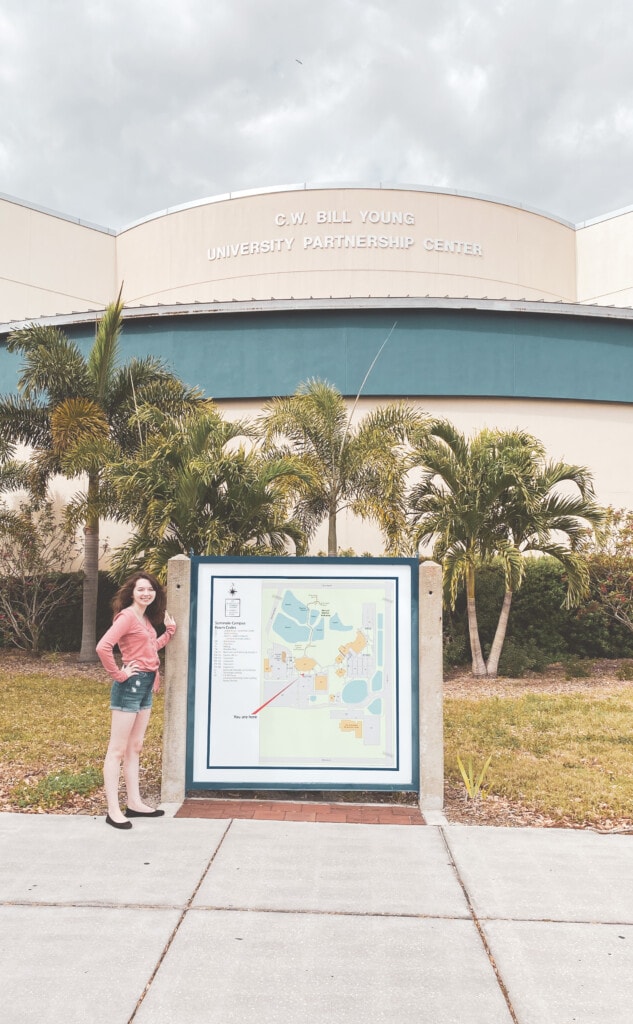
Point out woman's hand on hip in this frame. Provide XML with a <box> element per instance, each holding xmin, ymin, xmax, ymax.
<box><xmin>121</xmin><ymin>662</ymin><xmax>139</xmax><ymax>679</ymax></box>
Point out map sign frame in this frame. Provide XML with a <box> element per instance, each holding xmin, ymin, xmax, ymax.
<box><xmin>186</xmin><ymin>556</ymin><xmax>419</xmax><ymax>791</ymax></box>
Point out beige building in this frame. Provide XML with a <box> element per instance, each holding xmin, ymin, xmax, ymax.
<box><xmin>2</xmin><ymin>184</ymin><xmax>633</xmax><ymax>552</ymax></box>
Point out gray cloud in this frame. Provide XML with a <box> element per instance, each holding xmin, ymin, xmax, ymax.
<box><xmin>1</xmin><ymin>0</ymin><xmax>632</xmax><ymax>228</ymax></box>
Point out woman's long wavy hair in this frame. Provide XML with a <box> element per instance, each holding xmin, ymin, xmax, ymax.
<box><xmin>111</xmin><ymin>572</ymin><xmax>167</xmax><ymax>629</ymax></box>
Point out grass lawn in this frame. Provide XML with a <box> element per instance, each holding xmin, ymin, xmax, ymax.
<box><xmin>1</xmin><ymin>654</ymin><xmax>633</xmax><ymax>828</ymax></box>
<box><xmin>0</xmin><ymin>666</ymin><xmax>163</xmax><ymax>813</ymax></box>
<box><xmin>445</xmin><ymin>689</ymin><xmax>633</xmax><ymax>828</ymax></box>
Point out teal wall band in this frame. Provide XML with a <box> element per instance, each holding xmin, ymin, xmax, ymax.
<box><xmin>2</xmin><ymin>307</ymin><xmax>633</xmax><ymax>404</ymax></box>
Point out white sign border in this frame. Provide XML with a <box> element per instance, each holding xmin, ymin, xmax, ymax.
<box><xmin>186</xmin><ymin>557</ymin><xmax>419</xmax><ymax>791</ymax></box>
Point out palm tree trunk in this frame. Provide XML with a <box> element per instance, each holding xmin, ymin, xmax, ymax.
<box><xmin>327</xmin><ymin>507</ymin><xmax>337</xmax><ymax>557</ymax></box>
<box><xmin>466</xmin><ymin>565</ymin><xmax>487</xmax><ymax>677</ymax></box>
<box><xmin>486</xmin><ymin>590</ymin><xmax>513</xmax><ymax>678</ymax></box>
<box><xmin>78</xmin><ymin>475</ymin><xmax>100</xmax><ymax>662</ymax></box>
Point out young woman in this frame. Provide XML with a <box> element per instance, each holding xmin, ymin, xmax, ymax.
<box><xmin>96</xmin><ymin>572</ymin><xmax>176</xmax><ymax>829</ymax></box>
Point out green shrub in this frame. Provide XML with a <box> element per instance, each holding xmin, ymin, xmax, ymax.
<box><xmin>506</xmin><ymin>560</ymin><xmax>571</xmax><ymax>660</ymax></box>
<box><xmin>616</xmin><ymin>661</ymin><xmax>633</xmax><ymax>681</ymax></box>
<box><xmin>443</xmin><ymin>622</ymin><xmax>468</xmax><ymax>669</ymax></box>
<box><xmin>0</xmin><ymin>571</ymin><xmax>118</xmax><ymax>652</ymax></box>
<box><xmin>498</xmin><ymin>639</ymin><xmax>550</xmax><ymax>678</ymax></box>
<box><xmin>444</xmin><ymin>556</ymin><xmax>633</xmax><ymax>672</ymax></box>
<box><xmin>497</xmin><ymin>640</ymin><xmax>531</xmax><ymax>678</ymax></box>
<box><xmin>564</xmin><ymin>657</ymin><xmax>593</xmax><ymax>679</ymax></box>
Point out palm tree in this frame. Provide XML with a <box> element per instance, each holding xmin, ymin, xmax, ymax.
<box><xmin>409</xmin><ymin>420</ymin><xmax>604</xmax><ymax>677</ymax></box>
<box><xmin>258</xmin><ymin>378</ymin><xmax>422</xmax><ymax>556</ymax></box>
<box><xmin>105</xmin><ymin>405</ymin><xmax>307</xmax><ymax>581</ymax></box>
<box><xmin>0</xmin><ymin>294</ymin><xmax>204</xmax><ymax>660</ymax></box>
<box><xmin>409</xmin><ymin>421</ymin><xmax>526</xmax><ymax>675</ymax></box>
<box><xmin>485</xmin><ymin>458</ymin><xmax>605</xmax><ymax>676</ymax></box>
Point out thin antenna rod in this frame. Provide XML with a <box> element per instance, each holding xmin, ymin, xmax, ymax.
<box><xmin>339</xmin><ymin>320</ymin><xmax>397</xmax><ymax>458</ymax></box>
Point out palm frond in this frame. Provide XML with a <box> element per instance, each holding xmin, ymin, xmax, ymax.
<box><xmin>7</xmin><ymin>325</ymin><xmax>91</xmax><ymax>402</ymax></box>
<box><xmin>0</xmin><ymin>395</ymin><xmax>51</xmax><ymax>447</ymax></box>
<box><xmin>87</xmin><ymin>291</ymin><xmax>123</xmax><ymax>402</ymax></box>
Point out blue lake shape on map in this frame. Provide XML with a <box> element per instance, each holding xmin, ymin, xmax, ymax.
<box><xmin>329</xmin><ymin>613</ymin><xmax>353</xmax><ymax>632</ymax></box>
<box><xmin>281</xmin><ymin>591</ymin><xmax>309</xmax><ymax>624</ymax></box>
<box><xmin>372</xmin><ymin>671</ymin><xmax>383</xmax><ymax>691</ymax></box>
<box><xmin>310</xmin><ymin>619</ymin><xmax>325</xmax><ymax>642</ymax></box>
<box><xmin>368</xmin><ymin>698</ymin><xmax>382</xmax><ymax>715</ymax></box>
<box><xmin>273</xmin><ymin>612</ymin><xmax>311</xmax><ymax>643</ymax></box>
<box><xmin>342</xmin><ymin>679</ymin><xmax>368</xmax><ymax>704</ymax></box>
<box><xmin>309</xmin><ymin>608</ymin><xmax>320</xmax><ymax>626</ymax></box>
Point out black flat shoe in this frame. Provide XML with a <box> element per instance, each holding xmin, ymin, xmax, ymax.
<box><xmin>124</xmin><ymin>807</ymin><xmax>165</xmax><ymax>818</ymax></box>
<box><xmin>106</xmin><ymin>814</ymin><xmax>132</xmax><ymax>830</ymax></box>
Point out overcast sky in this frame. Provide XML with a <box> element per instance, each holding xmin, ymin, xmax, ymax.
<box><xmin>1</xmin><ymin>0</ymin><xmax>633</xmax><ymax>230</ymax></box>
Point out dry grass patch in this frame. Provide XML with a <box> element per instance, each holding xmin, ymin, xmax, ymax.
<box><xmin>0</xmin><ymin>662</ymin><xmax>163</xmax><ymax>813</ymax></box>
<box><xmin>445</xmin><ymin>689</ymin><xmax>633</xmax><ymax>829</ymax></box>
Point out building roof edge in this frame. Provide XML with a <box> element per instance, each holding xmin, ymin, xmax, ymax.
<box><xmin>1</xmin><ymin>182</ymin><xmax>606</xmax><ymax>234</ymax></box>
<box><xmin>3</xmin><ymin>295</ymin><xmax>633</xmax><ymax>336</ymax></box>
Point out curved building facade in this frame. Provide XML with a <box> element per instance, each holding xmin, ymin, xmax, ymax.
<box><xmin>2</xmin><ymin>184</ymin><xmax>633</xmax><ymax>551</ymax></box>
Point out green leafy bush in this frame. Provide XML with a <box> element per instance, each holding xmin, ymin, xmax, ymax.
<box><xmin>497</xmin><ymin>639</ymin><xmax>531</xmax><ymax>678</ymax></box>
<box><xmin>0</xmin><ymin>571</ymin><xmax>118</xmax><ymax>652</ymax></box>
<box><xmin>564</xmin><ymin>657</ymin><xmax>593</xmax><ymax>679</ymax></box>
<box><xmin>443</xmin><ymin>621</ymin><xmax>468</xmax><ymax>669</ymax></box>
<box><xmin>498</xmin><ymin>639</ymin><xmax>549</xmax><ymax>678</ymax></box>
<box><xmin>444</xmin><ymin>556</ymin><xmax>633</xmax><ymax>670</ymax></box>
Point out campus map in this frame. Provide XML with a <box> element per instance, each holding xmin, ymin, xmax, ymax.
<box><xmin>254</xmin><ymin>578</ymin><xmax>397</xmax><ymax>767</ymax></box>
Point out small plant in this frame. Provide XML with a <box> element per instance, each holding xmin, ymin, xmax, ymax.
<box><xmin>564</xmin><ymin>657</ymin><xmax>593</xmax><ymax>679</ymax></box>
<box><xmin>616</xmin><ymin>661</ymin><xmax>633</xmax><ymax>681</ymax></box>
<box><xmin>498</xmin><ymin>638</ymin><xmax>550</xmax><ymax>678</ymax></box>
<box><xmin>498</xmin><ymin>640</ymin><xmax>532</xmax><ymax>678</ymax></box>
<box><xmin>456</xmin><ymin>754</ymin><xmax>492</xmax><ymax>801</ymax></box>
<box><xmin>443</xmin><ymin>631</ymin><xmax>468</xmax><ymax>670</ymax></box>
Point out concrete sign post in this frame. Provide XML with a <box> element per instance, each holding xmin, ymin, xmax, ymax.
<box><xmin>418</xmin><ymin>561</ymin><xmax>444</xmax><ymax>811</ymax></box>
<box><xmin>161</xmin><ymin>554</ymin><xmax>191</xmax><ymax>805</ymax></box>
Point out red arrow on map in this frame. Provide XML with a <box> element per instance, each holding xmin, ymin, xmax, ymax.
<box><xmin>251</xmin><ymin>676</ymin><xmax>300</xmax><ymax>715</ymax></box>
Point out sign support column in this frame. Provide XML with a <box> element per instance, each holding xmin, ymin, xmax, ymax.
<box><xmin>161</xmin><ymin>554</ymin><xmax>191</xmax><ymax>806</ymax></box>
<box><xmin>418</xmin><ymin>560</ymin><xmax>444</xmax><ymax>812</ymax></box>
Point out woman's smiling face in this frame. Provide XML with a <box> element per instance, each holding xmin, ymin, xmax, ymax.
<box><xmin>133</xmin><ymin>578</ymin><xmax>156</xmax><ymax>607</ymax></box>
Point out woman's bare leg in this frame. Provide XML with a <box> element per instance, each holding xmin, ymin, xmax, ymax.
<box><xmin>123</xmin><ymin>707</ymin><xmax>155</xmax><ymax>812</ymax></box>
<box><xmin>104</xmin><ymin>711</ymin><xmax>137</xmax><ymax>821</ymax></box>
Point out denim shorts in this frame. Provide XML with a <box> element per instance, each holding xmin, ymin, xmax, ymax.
<box><xmin>110</xmin><ymin>671</ymin><xmax>156</xmax><ymax>713</ymax></box>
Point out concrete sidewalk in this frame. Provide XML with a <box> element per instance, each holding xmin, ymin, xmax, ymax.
<box><xmin>1</xmin><ymin>811</ymin><xmax>632</xmax><ymax>1024</ymax></box>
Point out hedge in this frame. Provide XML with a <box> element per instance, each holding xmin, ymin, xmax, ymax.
<box><xmin>444</xmin><ymin>557</ymin><xmax>633</xmax><ymax>668</ymax></box>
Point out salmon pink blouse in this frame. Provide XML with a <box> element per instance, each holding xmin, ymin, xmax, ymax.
<box><xmin>96</xmin><ymin>606</ymin><xmax>176</xmax><ymax>682</ymax></box>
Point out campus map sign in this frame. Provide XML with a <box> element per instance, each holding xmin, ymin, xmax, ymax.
<box><xmin>187</xmin><ymin>557</ymin><xmax>418</xmax><ymax>791</ymax></box>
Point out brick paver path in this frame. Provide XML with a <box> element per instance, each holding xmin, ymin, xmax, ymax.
<box><xmin>176</xmin><ymin>799</ymin><xmax>425</xmax><ymax>825</ymax></box>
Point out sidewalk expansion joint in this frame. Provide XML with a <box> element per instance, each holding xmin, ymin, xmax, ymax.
<box><xmin>476</xmin><ymin>915</ymin><xmax>633</xmax><ymax>928</ymax></box>
<box><xmin>188</xmin><ymin>905</ymin><xmax>472</xmax><ymax>921</ymax></box>
<box><xmin>440</xmin><ymin>826</ymin><xmax>520</xmax><ymax>1024</ymax></box>
<box><xmin>126</xmin><ymin>818</ymin><xmax>233</xmax><ymax>1024</ymax></box>
<box><xmin>0</xmin><ymin>899</ymin><xmax>188</xmax><ymax>911</ymax></box>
